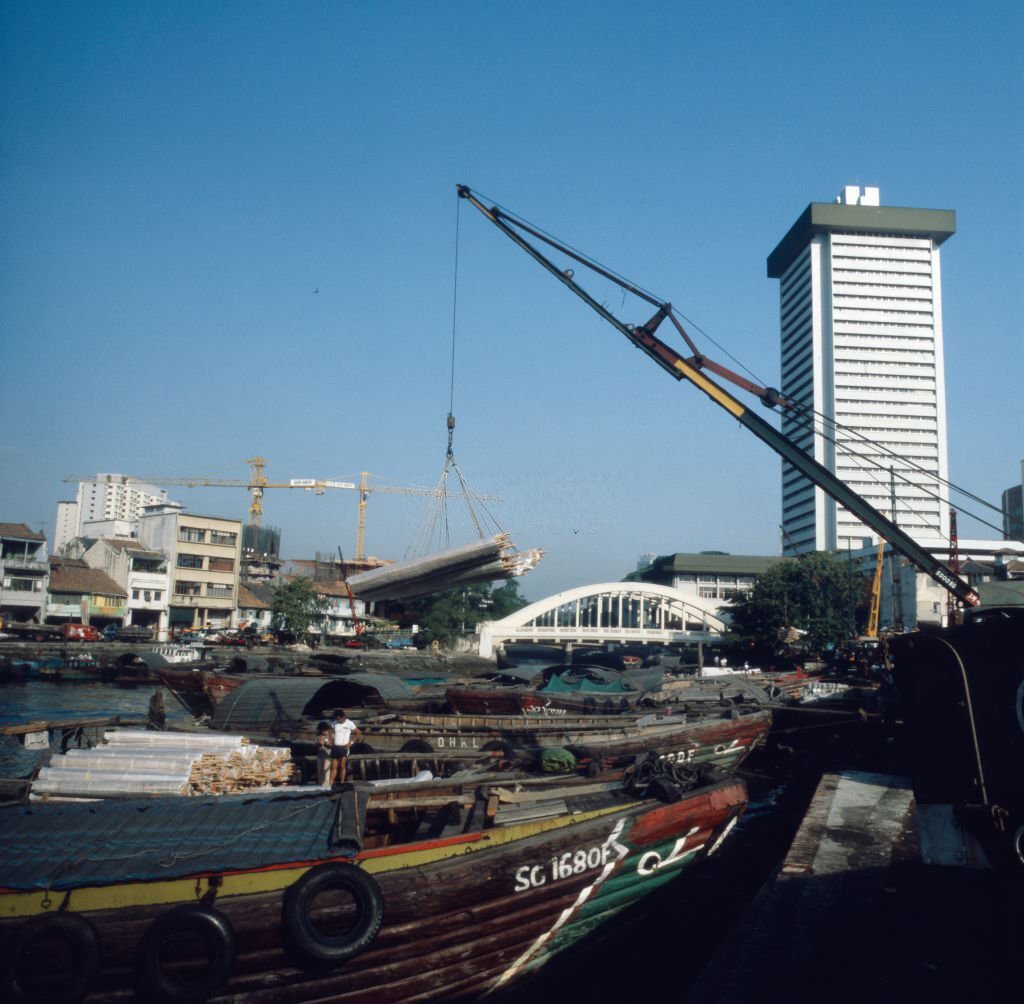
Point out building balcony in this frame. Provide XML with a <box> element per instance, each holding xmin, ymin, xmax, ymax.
<box><xmin>0</xmin><ymin>557</ymin><xmax>48</xmax><ymax>573</ymax></box>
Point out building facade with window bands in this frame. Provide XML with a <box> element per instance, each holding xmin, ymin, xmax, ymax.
<box><xmin>137</xmin><ymin>503</ymin><xmax>242</xmax><ymax>631</ymax></box>
<box><xmin>767</xmin><ymin>186</ymin><xmax>954</xmax><ymax>555</ymax></box>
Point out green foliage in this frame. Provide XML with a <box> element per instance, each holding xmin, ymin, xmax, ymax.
<box><xmin>489</xmin><ymin>579</ymin><xmax>529</xmax><ymax>620</ymax></box>
<box><xmin>726</xmin><ymin>551</ymin><xmax>868</xmax><ymax>658</ymax></box>
<box><xmin>415</xmin><ymin>579</ymin><xmax>528</xmax><ymax>647</ymax></box>
<box><xmin>271</xmin><ymin>577</ymin><xmax>329</xmax><ymax>642</ymax></box>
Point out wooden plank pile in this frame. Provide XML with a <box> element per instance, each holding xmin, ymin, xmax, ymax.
<box><xmin>30</xmin><ymin>729</ymin><xmax>297</xmax><ymax>800</ymax></box>
<box><xmin>348</xmin><ymin>533</ymin><xmax>543</xmax><ymax>601</ymax></box>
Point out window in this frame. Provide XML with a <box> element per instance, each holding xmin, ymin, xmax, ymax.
<box><xmin>179</xmin><ymin>527</ymin><xmax>206</xmax><ymax>544</ymax></box>
<box><xmin>206</xmin><ymin>583</ymin><xmax>233</xmax><ymax>598</ymax></box>
<box><xmin>133</xmin><ymin>589</ymin><xmax>141</xmax><ymax>600</ymax></box>
<box><xmin>177</xmin><ymin>554</ymin><xmax>204</xmax><ymax>569</ymax></box>
<box><xmin>174</xmin><ymin>581</ymin><xmax>201</xmax><ymax>596</ymax></box>
<box><xmin>6</xmin><ymin>577</ymin><xmax>41</xmax><ymax>592</ymax></box>
<box><xmin>144</xmin><ymin>591</ymin><xmax>151</xmax><ymax>602</ymax></box>
<box><xmin>209</xmin><ymin>530</ymin><xmax>237</xmax><ymax>546</ymax></box>
<box><xmin>208</xmin><ymin>556</ymin><xmax>234</xmax><ymax>572</ymax></box>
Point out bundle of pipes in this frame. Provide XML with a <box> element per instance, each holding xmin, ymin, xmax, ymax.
<box><xmin>30</xmin><ymin>729</ymin><xmax>296</xmax><ymax>800</ymax></box>
<box><xmin>348</xmin><ymin>533</ymin><xmax>544</xmax><ymax>601</ymax></box>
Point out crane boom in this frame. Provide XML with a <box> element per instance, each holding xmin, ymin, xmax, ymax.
<box><xmin>457</xmin><ymin>184</ymin><xmax>980</xmax><ymax>609</ymax></box>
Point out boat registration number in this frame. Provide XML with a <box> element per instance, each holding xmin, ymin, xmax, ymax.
<box><xmin>514</xmin><ymin>843</ymin><xmax>618</xmax><ymax>892</ymax></box>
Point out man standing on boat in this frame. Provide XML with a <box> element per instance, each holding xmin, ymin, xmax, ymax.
<box><xmin>328</xmin><ymin>709</ymin><xmax>361</xmax><ymax>787</ymax></box>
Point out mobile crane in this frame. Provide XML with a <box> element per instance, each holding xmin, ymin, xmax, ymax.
<box><xmin>456</xmin><ymin>184</ymin><xmax>981</xmax><ymax>611</ymax></box>
<box><xmin>458</xmin><ymin>185</ymin><xmax>1024</xmax><ymax>878</ymax></box>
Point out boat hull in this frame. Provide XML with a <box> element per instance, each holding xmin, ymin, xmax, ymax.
<box><xmin>0</xmin><ymin>777</ymin><xmax>747</xmax><ymax>1002</ymax></box>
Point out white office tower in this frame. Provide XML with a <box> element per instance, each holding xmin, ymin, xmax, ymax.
<box><xmin>767</xmin><ymin>185</ymin><xmax>954</xmax><ymax>555</ymax></box>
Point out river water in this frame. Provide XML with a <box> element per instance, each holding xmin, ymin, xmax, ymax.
<box><xmin>0</xmin><ymin>679</ymin><xmax>189</xmax><ymax>775</ymax></box>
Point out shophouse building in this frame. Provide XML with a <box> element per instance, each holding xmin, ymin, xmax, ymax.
<box><xmin>0</xmin><ymin>522</ymin><xmax>48</xmax><ymax>624</ymax></box>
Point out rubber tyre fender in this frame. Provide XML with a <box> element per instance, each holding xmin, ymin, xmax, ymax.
<box><xmin>135</xmin><ymin>903</ymin><xmax>236</xmax><ymax>1003</ymax></box>
<box><xmin>3</xmin><ymin>913</ymin><xmax>99</xmax><ymax>1004</ymax></box>
<box><xmin>283</xmin><ymin>864</ymin><xmax>384</xmax><ymax>965</ymax></box>
<box><xmin>399</xmin><ymin>739</ymin><xmax>434</xmax><ymax>754</ymax></box>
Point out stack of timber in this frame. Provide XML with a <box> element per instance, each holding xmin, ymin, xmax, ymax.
<box><xmin>30</xmin><ymin>729</ymin><xmax>296</xmax><ymax>800</ymax></box>
<box><xmin>0</xmin><ymin>756</ymin><xmax>749</xmax><ymax>1002</ymax></box>
<box><xmin>347</xmin><ymin>532</ymin><xmax>544</xmax><ymax>601</ymax></box>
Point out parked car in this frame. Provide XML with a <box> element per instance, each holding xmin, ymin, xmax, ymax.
<box><xmin>63</xmin><ymin>623</ymin><xmax>100</xmax><ymax>642</ymax></box>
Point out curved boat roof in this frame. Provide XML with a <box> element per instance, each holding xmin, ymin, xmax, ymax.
<box><xmin>211</xmin><ymin>674</ymin><xmax>417</xmax><ymax>733</ymax></box>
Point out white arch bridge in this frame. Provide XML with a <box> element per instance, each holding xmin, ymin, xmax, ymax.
<box><xmin>477</xmin><ymin>582</ymin><xmax>728</xmax><ymax>658</ymax></box>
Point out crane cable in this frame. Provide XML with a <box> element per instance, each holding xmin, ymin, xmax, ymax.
<box><xmin>414</xmin><ymin>195</ymin><xmax>503</xmax><ymax>556</ymax></box>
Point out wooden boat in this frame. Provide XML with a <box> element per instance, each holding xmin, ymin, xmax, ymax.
<box><xmin>355</xmin><ymin>706</ymin><xmax>771</xmax><ymax>776</ymax></box>
<box><xmin>0</xmin><ymin>759</ymin><xmax>748</xmax><ymax>1002</ymax></box>
<box><xmin>158</xmin><ymin>674</ymin><xmax>769</xmax><ymax>783</ymax></box>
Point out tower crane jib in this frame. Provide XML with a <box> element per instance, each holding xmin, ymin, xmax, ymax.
<box><xmin>64</xmin><ymin>461</ymin><xmax>500</xmax><ymax>561</ymax></box>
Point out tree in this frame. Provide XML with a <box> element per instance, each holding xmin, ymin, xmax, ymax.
<box><xmin>489</xmin><ymin>579</ymin><xmax>529</xmax><ymax>620</ymax></box>
<box><xmin>271</xmin><ymin>577</ymin><xmax>329</xmax><ymax>643</ymax></box>
<box><xmin>725</xmin><ymin>551</ymin><xmax>868</xmax><ymax>660</ymax></box>
<box><xmin>414</xmin><ymin>579</ymin><xmax>529</xmax><ymax>647</ymax></box>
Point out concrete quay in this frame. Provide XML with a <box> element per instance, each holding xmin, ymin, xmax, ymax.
<box><xmin>688</xmin><ymin>770</ymin><xmax>1018</xmax><ymax>1004</ymax></box>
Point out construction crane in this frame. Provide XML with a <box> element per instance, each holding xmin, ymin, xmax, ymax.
<box><xmin>865</xmin><ymin>540</ymin><xmax>886</xmax><ymax>639</ymax></box>
<box><xmin>63</xmin><ymin>459</ymin><xmax>499</xmax><ymax>561</ymax></box>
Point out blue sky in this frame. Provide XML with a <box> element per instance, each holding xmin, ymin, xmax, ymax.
<box><xmin>3</xmin><ymin>1</ymin><xmax>1021</xmax><ymax>601</ymax></box>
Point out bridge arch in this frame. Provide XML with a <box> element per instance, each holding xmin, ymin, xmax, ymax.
<box><xmin>477</xmin><ymin>581</ymin><xmax>728</xmax><ymax>658</ymax></box>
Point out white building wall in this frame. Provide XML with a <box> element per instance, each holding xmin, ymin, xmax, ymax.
<box><xmin>777</xmin><ymin>187</ymin><xmax>951</xmax><ymax>555</ymax></box>
<box><xmin>73</xmin><ymin>475</ymin><xmax>169</xmax><ymax>538</ymax></box>
<box><xmin>53</xmin><ymin>502</ymin><xmax>79</xmax><ymax>554</ymax></box>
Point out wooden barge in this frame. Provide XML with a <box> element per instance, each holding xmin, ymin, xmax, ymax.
<box><xmin>0</xmin><ymin>760</ymin><xmax>748</xmax><ymax>1002</ymax></box>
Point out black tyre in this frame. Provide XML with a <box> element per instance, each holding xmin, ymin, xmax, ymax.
<box><xmin>135</xmin><ymin>904</ymin><xmax>236</xmax><ymax>1003</ymax></box>
<box><xmin>3</xmin><ymin>913</ymin><xmax>99</xmax><ymax>1004</ymax></box>
<box><xmin>399</xmin><ymin>739</ymin><xmax>434</xmax><ymax>754</ymax></box>
<box><xmin>282</xmin><ymin>864</ymin><xmax>383</xmax><ymax>964</ymax></box>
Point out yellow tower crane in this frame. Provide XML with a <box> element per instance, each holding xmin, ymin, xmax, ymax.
<box><xmin>63</xmin><ymin>460</ymin><xmax>499</xmax><ymax>561</ymax></box>
<box><xmin>865</xmin><ymin>539</ymin><xmax>886</xmax><ymax>639</ymax></box>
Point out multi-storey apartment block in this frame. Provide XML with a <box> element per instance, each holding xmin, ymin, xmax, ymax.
<box><xmin>54</xmin><ymin>474</ymin><xmax>170</xmax><ymax>552</ymax></box>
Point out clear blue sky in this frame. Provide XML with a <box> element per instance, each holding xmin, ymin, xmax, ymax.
<box><xmin>3</xmin><ymin>1</ymin><xmax>1021</xmax><ymax>601</ymax></box>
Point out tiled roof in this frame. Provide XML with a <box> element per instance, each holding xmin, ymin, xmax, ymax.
<box><xmin>238</xmin><ymin>583</ymin><xmax>271</xmax><ymax>609</ymax></box>
<box><xmin>48</xmin><ymin>560</ymin><xmax>127</xmax><ymax>597</ymax></box>
<box><xmin>104</xmin><ymin>538</ymin><xmax>147</xmax><ymax>551</ymax></box>
<box><xmin>0</xmin><ymin>522</ymin><xmax>46</xmax><ymax>541</ymax></box>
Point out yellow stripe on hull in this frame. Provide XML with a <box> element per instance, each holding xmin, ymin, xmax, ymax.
<box><xmin>0</xmin><ymin>799</ymin><xmax>639</xmax><ymax>919</ymax></box>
